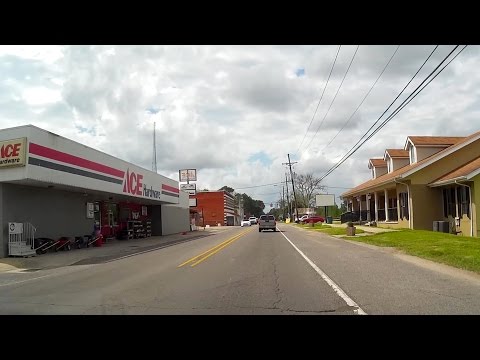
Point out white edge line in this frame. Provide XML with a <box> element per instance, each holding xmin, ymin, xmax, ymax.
<box><xmin>0</xmin><ymin>273</ymin><xmax>57</xmax><ymax>287</ymax></box>
<box><xmin>278</xmin><ymin>227</ymin><xmax>367</xmax><ymax>315</ymax></box>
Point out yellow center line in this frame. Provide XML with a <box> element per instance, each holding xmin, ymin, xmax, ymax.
<box><xmin>190</xmin><ymin>232</ymin><xmax>244</xmax><ymax>267</ymax></box>
<box><xmin>177</xmin><ymin>230</ymin><xmax>247</xmax><ymax>267</ymax></box>
<box><xmin>177</xmin><ymin>228</ymin><xmax>252</xmax><ymax>268</ymax></box>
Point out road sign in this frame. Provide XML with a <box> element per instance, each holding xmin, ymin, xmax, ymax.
<box><xmin>181</xmin><ymin>183</ymin><xmax>196</xmax><ymax>195</ymax></box>
<box><xmin>315</xmin><ymin>194</ymin><xmax>335</xmax><ymax>207</ymax></box>
<box><xmin>179</xmin><ymin>169</ymin><xmax>197</xmax><ymax>182</ymax></box>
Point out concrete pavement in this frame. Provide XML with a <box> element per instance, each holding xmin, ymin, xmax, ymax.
<box><xmin>0</xmin><ymin>226</ymin><xmax>230</xmax><ymax>273</ymax></box>
<box><xmin>287</xmin><ymin>221</ymin><xmax>399</xmax><ymax>237</ymax></box>
<box><xmin>327</xmin><ymin>222</ymin><xmax>398</xmax><ymax>236</ymax></box>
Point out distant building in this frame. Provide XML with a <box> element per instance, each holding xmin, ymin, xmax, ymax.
<box><xmin>191</xmin><ymin>190</ymin><xmax>240</xmax><ymax>226</ymax></box>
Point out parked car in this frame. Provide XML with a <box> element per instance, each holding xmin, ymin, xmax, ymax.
<box><xmin>295</xmin><ymin>214</ymin><xmax>309</xmax><ymax>223</ymax></box>
<box><xmin>249</xmin><ymin>216</ymin><xmax>257</xmax><ymax>225</ymax></box>
<box><xmin>299</xmin><ymin>215</ymin><xmax>310</xmax><ymax>222</ymax></box>
<box><xmin>303</xmin><ymin>216</ymin><xmax>325</xmax><ymax>224</ymax></box>
<box><xmin>241</xmin><ymin>219</ymin><xmax>251</xmax><ymax>227</ymax></box>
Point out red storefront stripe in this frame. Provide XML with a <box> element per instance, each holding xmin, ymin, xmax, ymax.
<box><xmin>29</xmin><ymin>143</ymin><xmax>125</xmax><ymax>178</ymax></box>
<box><xmin>162</xmin><ymin>184</ymin><xmax>180</xmax><ymax>193</ymax></box>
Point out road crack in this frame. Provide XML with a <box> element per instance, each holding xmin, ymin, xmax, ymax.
<box><xmin>272</xmin><ymin>257</ymin><xmax>284</xmax><ymax>311</ymax></box>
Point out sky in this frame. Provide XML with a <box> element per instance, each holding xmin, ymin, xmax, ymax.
<box><xmin>1</xmin><ymin>45</ymin><xmax>479</xmax><ymax>211</ymax></box>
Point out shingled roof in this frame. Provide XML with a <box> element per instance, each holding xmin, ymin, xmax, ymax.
<box><xmin>406</xmin><ymin>136</ymin><xmax>465</xmax><ymax>147</ymax></box>
<box><xmin>429</xmin><ymin>155</ymin><xmax>480</xmax><ymax>186</ymax></box>
<box><xmin>341</xmin><ymin>130</ymin><xmax>480</xmax><ymax>198</ymax></box>
<box><xmin>384</xmin><ymin>149</ymin><xmax>409</xmax><ymax>158</ymax></box>
<box><xmin>368</xmin><ymin>159</ymin><xmax>387</xmax><ymax>168</ymax></box>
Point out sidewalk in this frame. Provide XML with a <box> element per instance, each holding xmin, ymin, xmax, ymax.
<box><xmin>0</xmin><ymin>227</ymin><xmax>230</xmax><ymax>273</ymax></box>
<box><xmin>327</xmin><ymin>222</ymin><xmax>398</xmax><ymax>234</ymax></box>
<box><xmin>288</xmin><ymin>221</ymin><xmax>398</xmax><ymax>237</ymax></box>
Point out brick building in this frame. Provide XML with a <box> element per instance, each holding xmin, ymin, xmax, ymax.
<box><xmin>191</xmin><ymin>190</ymin><xmax>240</xmax><ymax>227</ymax></box>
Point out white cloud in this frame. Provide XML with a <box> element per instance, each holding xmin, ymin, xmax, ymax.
<box><xmin>0</xmin><ymin>45</ymin><xmax>478</xmax><ymax>209</ymax></box>
<box><xmin>0</xmin><ymin>45</ymin><xmax>64</xmax><ymax>64</ymax></box>
<box><xmin>22</xmin><ymin>86</ymin><xmax>62</xmax><ymax>105</ymax></box>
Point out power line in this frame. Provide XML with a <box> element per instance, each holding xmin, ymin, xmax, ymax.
<box><xmin>360</xmin><ymin>45</ymin><xmax>468</xmax><ymax>145</ymax></box>
<box><xmin>254</xmin><ymin>191</ymin><xmax>282</xmax><ymax>196</ymax></box>
<box><xmin>319</xmin><ymin>45</ymin><xmax>464</xmax><ymax>182</ymax></box>
<box><xmin>317</xmin><ymin>45</ymin><xmax>440</xmax><ymax>181</ymax></box>
<box><xmin>319</xmin><ymin>45</ymin><xmax>401</xmax><ymax>153</ymax></box>
<box><xmin>295</xmin><ymin>45</ymin><xmax>342</xmax><ymax>155</ymax></box>
<box><xmin>234</xmin><ymin>182</ymin><xmax>285</xmax><ymax>190</ymax></box>
<box><xmin>320</xmin><ymin>45</ymin><xmax>457</xmax><ymax>181</ymax></box>
<box><xmin>303</xmin><ymin>45</ymin><xmax>360</xmax><ymax>155</ymax></box>
<box><xmin>340</xmin><ymin>45</ymin><xmax>439</xmax><ymax>159</ymax></box>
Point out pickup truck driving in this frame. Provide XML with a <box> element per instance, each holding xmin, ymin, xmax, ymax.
<box><xmin>258</xmin><ymin>214</ymin><xmax>276</xmax><ymax>232</ymax></box>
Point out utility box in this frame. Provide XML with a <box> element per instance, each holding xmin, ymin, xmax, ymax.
<box><xmin>433</xmin><ymin>221</ymin><xmax>449</xmax><ymax>233</ymax></box>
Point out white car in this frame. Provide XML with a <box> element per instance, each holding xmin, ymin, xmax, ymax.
<box><xmin>241</xmin><ymin>219</ymin><xmax>251</xmax><ymax>227</ymax></box>
<box><xmin>249</xmin><ymin>216</ymin><xmax>257</xmax><ymax>225</ymax></box>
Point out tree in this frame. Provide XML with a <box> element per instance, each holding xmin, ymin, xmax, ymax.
<box><xmin>241</xmin><ymin>193</ymin><xmax>265</xmax><ymax>217</ymax></box>
<box><xmin>268</xmin><ymin>206</ymin><xmax>283</xmax><ymax>220</ymax></box>
<box><xmin>294</xmin><ymin>173</ymin><xmax>325</xmax><ymax>208</ymax></box>
<box><xmin>316</xmin><ymin>203</ymin><xmax>343</xmax><ymax>218</ymax></box>
<box><xmin>219</xmin><ymin>185</ymin><xmax>234</xmax><ymax>193</ymax></box>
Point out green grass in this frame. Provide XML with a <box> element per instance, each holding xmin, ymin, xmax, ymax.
<box><xmin>341</xmin><ymin>229</ymin><xmax>480</xmax><ymax>274</ymax></box>
<box><xmin>290</xmin><ymin>223</ymin><xmax>480</xmax><ymax>274</ymax></box>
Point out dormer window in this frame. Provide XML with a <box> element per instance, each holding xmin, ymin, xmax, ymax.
<box><xmin>409</xmin><ymin>145</ymin><xmax>416</xmax><ymax>164</ymax></box>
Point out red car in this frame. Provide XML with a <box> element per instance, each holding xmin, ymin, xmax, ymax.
<box><xmin>302</xmin><ymin>216</ymin><xmax>325</xmax><ymax>224</ymax></box>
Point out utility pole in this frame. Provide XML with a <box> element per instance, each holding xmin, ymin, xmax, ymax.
<box><xmin>283</xmin><ymin>154</ymin><xmax>299</xmax><ymax>222</ymax></box>
<box><xmin>282</xmin><ymin>185</ymin><xmax>285</xmax><ymax>221</ymax></box>
<box><xmin>152</xmin><ymin>122</ymin><xmax>157</xmax><ymax>173</ymax></box>
<box><xmin>285</xmin><ymin>172</ymin><xmax>291</xmax><ymax>221</ymax></box>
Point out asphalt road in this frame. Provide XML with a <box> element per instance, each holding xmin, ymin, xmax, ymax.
<box><xmin>1</xmin><ymin>223</ymin><xmax>480</xmax><ymax>314</ymax></box>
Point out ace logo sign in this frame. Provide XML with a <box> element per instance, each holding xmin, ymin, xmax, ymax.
<box><xmin>122</xmin><ymin>169</ymin><xmax>143</xmax><ymax>196</ymax></box>
<box><xmin>0</xmin><ymin>137</ymin><xmax>26</xmax><ymax>168</ymax></box>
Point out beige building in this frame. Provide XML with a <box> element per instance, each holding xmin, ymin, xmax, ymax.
<box><xmin>340</xmin><ymin>131</ymin><xmax>480</xmax><ymax>237</ymax></box>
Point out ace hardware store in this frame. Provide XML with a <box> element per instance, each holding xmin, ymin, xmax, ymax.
<box><xmin>0</xmin><ymin>125</ymin><xmax>190</xmax><ymax>258</ymax></box>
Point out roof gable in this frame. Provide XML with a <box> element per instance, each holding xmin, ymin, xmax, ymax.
<box><xmin>368</xmin><ymin>158</ymin><xmax>387</xmax><ymax>169</ymax></box>
<box><xmin>342</xmin><ymin>130</ymin><xmax>480</xmax><ymax>197</ymax></box>
<box><xmin>384</xmin><ymin>149</ymin><xmax>409</xmax><ymax>159</ymax></box>
<box><xmin>406</xmin><ymin>136</ymin><xmax>465</xmax><ymax>148</ymax></box>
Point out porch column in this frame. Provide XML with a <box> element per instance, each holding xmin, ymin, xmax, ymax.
<box><xmin>358</xmin><ymin>196</ymin><xmax>362</xmax><ymax>221</ymax></box>
<box><xmin>374</xmin><ymin>191</ymin><xmax>378</xmax><ymax>222</ymax></box>
<box><xmin>366</xmin><ymin>193</ymin><xmax>371</xmax><ymax>221</ymax></box>
<box><xmin>384</xmin><ymin>189</ymin><xmax>389</xmax><ymax>221</ymax></box>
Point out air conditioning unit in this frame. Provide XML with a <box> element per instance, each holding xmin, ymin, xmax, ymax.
<box><xmin>438</xmin><ymin>221</ymin><xmax>450</xmax><ymax>233</ymax></box>
<box><xmin>433</xmin><ymin>221</ymin><xmax>449</xmax><ymax>233</ymax></box>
